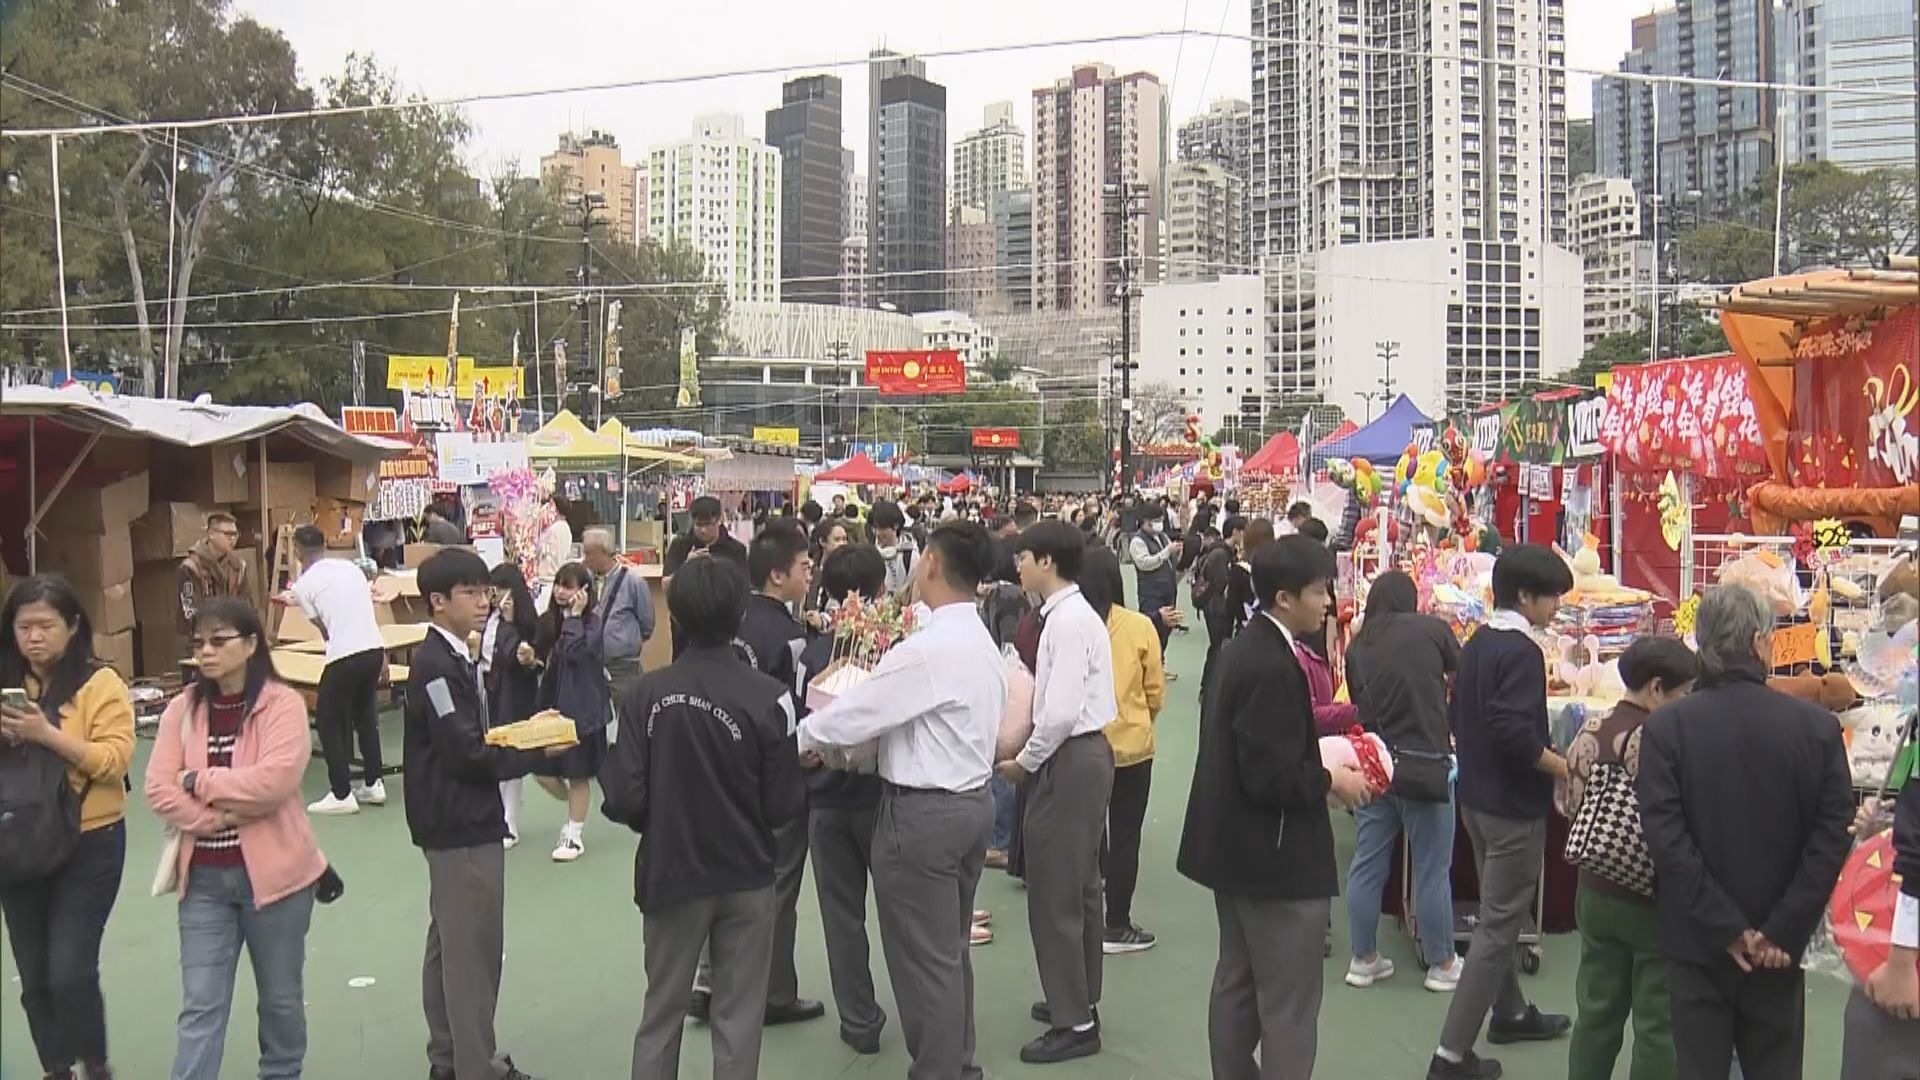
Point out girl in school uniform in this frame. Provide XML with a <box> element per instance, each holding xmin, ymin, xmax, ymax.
<box><xmin>533</xmin><ymin>562</ymin><xmax>609</xmax><ymax>863</ymax></box>
<box><xmin>484</xmin><ymin>564</ymin><xmax>543</xmax><ymax>849</ymax></box>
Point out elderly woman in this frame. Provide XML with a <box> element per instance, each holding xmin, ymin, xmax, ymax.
<box><xmin>147</xmin><ymin>598</ymin><xmax>328</xmax><ymax>1080</ymax></box>
<box><xmin>1636</xmin><ymin>585</ymin><xmax>1854</xmax><ymax>1080</ymax></box>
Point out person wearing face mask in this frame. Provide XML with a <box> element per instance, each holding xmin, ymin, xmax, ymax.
<box><xmin>866</xmin><ymin>501</ymin><xmax>917</xmax><ymax>596</ymax></box>
<box><xmin>1127</xmin><ymin>500</ymin><xmax>1183</xmax><ymax>660</ymax></box>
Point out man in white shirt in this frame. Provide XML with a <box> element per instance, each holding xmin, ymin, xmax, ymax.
<box><xmin>1000</xmin><ymin>520</ymin><xmax>1118</xmax><ymax>1065</ymax></box>
<box><xmin>798</xmin><ymin>522</ymin><xmax>1007</xmax><ymax>1080</ymax></box>
<box><xmin>284</xmin><ymin>525</ymin><xmax>390</xmax><ymax>815</ymax></box>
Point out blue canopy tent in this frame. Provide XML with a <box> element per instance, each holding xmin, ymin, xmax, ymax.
<box><xmin>1307</xmin><ymin>394</ymin><xmax>1432</xmax><ymax>470</ymax></box>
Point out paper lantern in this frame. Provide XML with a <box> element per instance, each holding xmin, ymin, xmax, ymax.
<box><xmin>1827</xmin><ymin>828</ymin><xmax>1918</xmax><ymax>984</ymax></box>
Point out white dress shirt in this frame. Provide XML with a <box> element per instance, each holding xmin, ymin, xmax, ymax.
<box><xmin>1017</xmin><ymin>585</ymin><xmax>1117</xmax><ymax>773</ymax></box>
<box><xmin>291</xmin><ymin>558</ymin><xmax>385</xmax><ymax>664</ymax></box>
<box><xmin>797</xmin><ymin>600</ymin><xmax>1007</xmax><ymax>792</ymax></box>
<box><xmin>1895</xmin><ymin>892</ymin><xmax>1919</xmax><ymax>950</ymax></box>
<box><xmin>1261</xmin><ymin>610</ymin><xmax>1298</xmax><ymax>654</ymax></box>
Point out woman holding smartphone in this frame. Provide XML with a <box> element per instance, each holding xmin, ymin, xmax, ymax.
<box><xmin>0</xmin><ymin>575</ymin><xmax>136</xmax><ymax>1080</ymax></box>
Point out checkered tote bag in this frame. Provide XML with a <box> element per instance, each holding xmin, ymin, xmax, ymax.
<box><xmin>1563</xmin><ymin>759</ymin><xmax>1656</xmax><ymax>897</ymax></box>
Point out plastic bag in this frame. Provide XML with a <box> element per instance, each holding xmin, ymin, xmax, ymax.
<box><xmin>997</xmin><ymin>645</ymin><xmax>1035</xmax><ymax>763</ymax></box>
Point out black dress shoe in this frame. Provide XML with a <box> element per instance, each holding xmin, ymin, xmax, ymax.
<box><xmin>687</xmin><ymin>988</ymin><xmax>711</xmax><ymax>1022</ymax></box>
<box><xmin>1019</xmin><ymin>1026</ymin><xmax>1101</xmax><ymax>1064</ymax></box>
<box><xmin>1426</xmin><ymin>1051</ymin><xmax>1502</xmax><ymax>1079</ymax></box>
<box><xmin>1028</xmin><ymin>1002</ymin><xmax>1100</xmax><ymax>1028</ymax></box>
<box><xmin>1487</xmin><ymin>1004</ymin><xmax>1571</xmax><ymax>1045</ymax></box>
<box><xmin>765</xmin><ymin>998</ymin><xmax>827</xmax><ymax>1025</ymax></box>
<box><xmin>839</xmin><ymin>1026</ymin><xmax>882</xmax><ymax>1055</ymax></box>
<box><xmin>428</xmin><ymin>1068</ymin><xmax>455</xmax><ymax>1080</ymax></box>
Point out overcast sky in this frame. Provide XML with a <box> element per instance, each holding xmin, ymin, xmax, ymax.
<box><xmin>237</xmin><ymin>0</ymin><xmax>1649</xmax><ymax>178</ymax></box>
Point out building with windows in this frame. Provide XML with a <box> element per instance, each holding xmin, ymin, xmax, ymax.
<box><xmin>1572</xmin><ymin>175</ymin><xmax>1653</xmax><ymax>346</ymax></box>
<box><xmin>992</xmin><ymin>188</ymin><xmax>1034</xmax><ymax>313</ymax></box>
<box><xmin>766</xmin><ymin>75</ymin><xmax>846</xmax><ymax>304</ymax></box>
<box><xmin>946</xmin><ymin>205</ymin><xmax>997</xmax><ymax>315</ymax></box>
<box><xmin>1166</xmin><ymin>159</ymin><xmax>1248</xmax><ymax>281</ymax></box>
<box><xmin>1177</xmin><ymin>98</ymin><xmax>1254</xmax><ymax>180</ymax></box>
<box><xmin>541</xmin><ymin>130</ymin><xmax>641</xmax><ymax>246</ymax></box>
<box><xmin>840</xmin><ymin>235</ymin><xmax>869</xmax><ymax>308</ymax></box>
<box><xmin>915</xmin><ymin>309</ymin><xmax>998</xmax><ymax>367</ymax></box>
<box><xmin>1595</xmin><ymin>2</ymin><xmax>1780</xmax><ymax>212</ymax></box>
<box><xmin>648</xmin><ymin>115</ymin><xmax>782</xmax><ymax>303</ymax></box>
<box><xmin>1781</xmin><ymin>0</ymin><xmax>1918</xmax><ymax>171</ymax></box>
<box><xmin>868</xmin><ymin>50</ymin><xmax>948</xmax><ymax>313</ymax></box>
<box><xmin>952</xmin><ymin>102</ymin><xmax>1027</xmax><ymax>215</ymax></box>
<box><xmin>1139</xmin><ymin>275</ymin><xmax>1267</xmax><ymax>432</ymax></box>
<box><xmin>1250</xmin><ymin>0</ymin><xmax>1582</xmax><ymax>416</ymax></box>
<box><xmin>1031</xmin><ymin>63</ymin><xmax>1168</xmax><ymax>313</ymax></box>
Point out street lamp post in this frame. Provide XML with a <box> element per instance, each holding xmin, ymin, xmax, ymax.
<box><xmin>1104</xmin><ymin>181</ymin><xmax>1148</xmax><ymax>496</ymax></box>
<box><xmin>564</xmin><ymin>190</ymin><xmax>608</xmax><ymax>418</ymax></box>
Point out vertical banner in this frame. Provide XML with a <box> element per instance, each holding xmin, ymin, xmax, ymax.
<box><xmin>675</xmin><ymin>327</ymin><xmax>701</xmax><ymax>407</ymax></box>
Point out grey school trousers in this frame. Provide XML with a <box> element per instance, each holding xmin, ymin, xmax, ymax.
<box><xmin>1024</xmin><ymin>731</ymin><xmax>1116</xmax><ymax>1030</ymax></box>
<box><xmin>1438</xmin><ymin>808</ymin><xmax>1546</xmax><ymax>1055</ymax></box>
<box><xmin>633</xmin><ymin>887</ymin><xmax>776</xmax><ymax>1080</ymax></box>
<box><xmin>422</xmin><ymin>843</ymin><xmax>513</xmax><ymax>1080</ymax></box>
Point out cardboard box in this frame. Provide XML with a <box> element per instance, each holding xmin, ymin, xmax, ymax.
<box><xmin>37</xmin><ymin>471</ymin><xmax>149</xmax><ymax>536</ymax></box>
<box><xmin>39</xmin><ymin>533</ymin><xmax>134</xmax><ymax>588</ymax></box>
<box><xmin>92</xmin><ymin>630</ymin><xmax>135</xmax><ymax>680</ymax></box>
<box><xmin>242</xmin><ymin>461</ymin><xmax>316</xmax><ymax>511</ymax></box>
<box><xmin>132</xmin><ymin>562</ymin><xmax>185</xmax><ymax>676</ymax></box>
<box><xmin>154</xmin><ymin>444</ymin><xmax>250</xmax><ymax>504</ymax></box>
<box><xmin>88</xmin><ymin>438</ymin><xmax>150</xmax><ymax>474</ymax></box>
<box><xmin>311</xmin><ymin>497</ymin><xmax>366</xmax><ymax>549</ymax></box>
<box><xmin>403</xmin><ymin>542</ymin><xmax>443</xmax><ymax>568</ymax></box>
<box><xmin>314</xmin><ymin>457</ymin><xmax>378</xmax><ymax>501</ymax></box>
<box><xmin>78</xmin><ymin>581</ymin><xmax>136</xmax><ymax>635</ymax></box>
<box><xmin>131</xmin><ymin>501</ymin><xmax>219</xmax><ymax>562</ymax></box>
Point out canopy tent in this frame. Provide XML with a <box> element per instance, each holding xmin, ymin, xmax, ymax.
<box><xmin>939</xmin><ymin>472</ymin><xmax>974</xmax><ymax>494</ymax></box>
<box><xmin>816</xmin><ymin>453</ymin><xmax>898</xmax><ymax>486</ymax></box>
<box><xmin>1312</xmin><ymin>420</ymin><xmax>1360</xmax><ymax>449</ymax></box>
<box><xmin>525</xmin><ymin>410</ymin><xmax>622</xmax><ymax>462</ymax></box>
<box><xmin>1241</xmin><ymin>431</ymin><xmax>1300</xmax><ymax>477</ymax></box>
<box><xmin>0</xmin><ymin>383</ymin><xmax>408</xmax><ymax>460</ymax></box>
<box><xmin>595</xmin><ymin>419</ymin><xmax>702</xmax><ymax>468</ymax></box>
<box><xmin>1309</xmin><ymin>395</ymin><xmax>1432</xmax><ymax>469</ymax></box>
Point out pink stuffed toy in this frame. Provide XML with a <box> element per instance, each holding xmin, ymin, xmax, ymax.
<box><xmin>1319</xmin><ymin>727</ymin><xmax>1394</xmax><ymax>797</ymax></box>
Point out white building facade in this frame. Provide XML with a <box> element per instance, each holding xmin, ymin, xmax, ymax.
<box><xmin>1166</xmin><ymin>159</ymin><xmax>1248</xmax><ymax>281</ymax></box>
<box><xmin>915</xmin><ymin>309</ymin><xmax>999</xmax><ymax>368</ymax></box>
<box><xmin>648</xmin><ymin>114</ymin><xmax>783</xmax><ymax>303</ymax></box>
<box><xmin>1572</xmin><ymin>175</ymin><xmax>1652</xmax><ymax>346</ymax></box>
<box><xmin>1139</xmin><ymin>275</ymin><xmax>1267</xmax><ymax>431</ymax></box>
<box><xmin>952</xmin><ymin>102</ymin><xmax>1028</xmax><ymax>215</ymax></box>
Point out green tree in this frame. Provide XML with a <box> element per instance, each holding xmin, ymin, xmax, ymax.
<box><xmin>1568</xmin><ymin>118</ymin><xmax>1595</xmax><ymax>179</ymax></box>
<box><xmin>1046</xmin><ymin>396</ymin><xmax>1107</xmax><ymax>468</ymax></box>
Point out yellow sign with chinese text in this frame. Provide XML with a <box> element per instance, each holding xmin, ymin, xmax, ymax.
<box><xmin>386</xmin><ymin>356</ymin><xmax>523</xmax><ymax>397</ymax></box>
<box><xmin>753</xmin><ymin>426</ymin><xmax>801</xmax><ymax>446</ymax></box>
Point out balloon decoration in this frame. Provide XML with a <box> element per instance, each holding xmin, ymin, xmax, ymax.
<box><xmin>1389</xmin><ymin>425</ymin><xmax>1492</xmax><ymax>553</ymax></box>
<box><xmin>1184</xmin><ymin>413</ymin><xmax>1226</xmax><ymax>482</ymax></box>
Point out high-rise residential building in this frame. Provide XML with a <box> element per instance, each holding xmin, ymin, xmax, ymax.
<box><xmin>1595</xmin><ymin>2</ymin><xmax>1779</xmax><ymax>214</ymax></box>
<box><xmin>647</xmin><ymin>114</ymin><xmax>782</xmax><ymax>303</ymax></box>
<box><xmin>952</xmin><ymin>101</ymin><xmax>1028</xmax><ymax>216</ymax></box>
<box><xmin>1781</xmin><ymin>0</ymin><xmax>1917</xmax><ymax>171</ymax></box>
<box><xmin>1250</xmin><ymin>0</ymin><xmax>1582</xmax><ymax>416</ymax></box>
<box><xmin>1166</xmin><ymin>159</ymin><xmax>1248</xmax><ymax>281</ymax></box>
<box><xmin>869</xmin><ymin>52</ymin><xmax>948</xmax><ymax>313</ymax></box>
<box><xmin>766</xmin><ymin>75</ymin><xmax>846</xmax><ymax>304</ymax></box>
<box><xmin>840</xmin><ymin>235</ymin><xmax>869</xmax><ymax>308</ymax></box>
<box><xmin>541</xmin><ymin>129</ymin><xmax>641</xmax><ymax>246</ymax></box>
<box><xmin>946</xmin><ymin>205</ymin><xmax>997</xmax><ymax>315</ymax></box>
<box><xmin>992</xmin><ymin>188</ymin><xmax>1034</xmax><ymax>313</ymax></box>
<box><xmin>1177</xmin><ymin>98</ymin><xmax>1254</xmax><ymax>180</ymax></box>
<box><xmin>1572</xmin><ymin>175</ymin><xmax>1654</xmax><ymax>346</ymax></box>
<box><xmin>847</xmin><ymin>166</ymin><xmax>868</xmax><ymax>240</ymax></box>
<box><xmin>1031</xmin><ymin>63</ymin><xmax>1168</xmax><ymax>313</ymax></box>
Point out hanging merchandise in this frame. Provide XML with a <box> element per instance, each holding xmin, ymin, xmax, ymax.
<box><xmin>370</xmin><ymin>478</ymin><xmax>434</xmax><ymax>523</ymax></box>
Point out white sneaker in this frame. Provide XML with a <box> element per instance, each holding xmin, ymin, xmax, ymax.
<box><xmin>1344</xmin><ymin>955</ymin><xmax>1396</xmax><ymax>988</ymax></box>
<box><xmin>308</xmin><ymin>792</ymin><xmax>360</xmax><ymax>816</ymax></box>
<box><xmin>1424</xmin><ymin>960</ymin><xmax>1463</xmax><ymax>993</ymax></box>
<box><xmin>503</xmin><ymin>831</ymin><xmax>520</xmax><ymax>850</ymax></box>
<box><xmin>351</xmin><ymin>780</ymin><xmax>387</xmax><ymax>806</ymax></box>
<box><xmin>551</xmin><ymin>834</ymin><xmax>584</xmax><ymax>862</ymax></box>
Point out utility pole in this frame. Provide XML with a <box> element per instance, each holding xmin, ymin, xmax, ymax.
<box><xmin>565</xmin><ymin>190</ymin><xmax>607</xmax><ymax>418</ymax></box>
<box><xmin>1374</xmin><ymin>340</ymin><xmax>1400</xmax><ymax>408</ymax></box>
<box><xmin>824</xmin><ymin>339</ymin><xmax>850</xmax><ymax>458</ymax></box>
<box><xmin>1105</xmin><ymin>181</ymin><xmax>1148</xmax><ymax>497</ymax></box>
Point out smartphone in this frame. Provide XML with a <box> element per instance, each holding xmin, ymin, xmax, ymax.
<box><xmin>0</xmin><ymin>688</ymin><xmax>28</xmax><ymax>712</ymax></box>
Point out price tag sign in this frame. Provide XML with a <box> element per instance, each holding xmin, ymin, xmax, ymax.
<box><xmin>1771</xmin><ymin>622</ymin><xmax>1819</xmax><ymax>669</ymax></box>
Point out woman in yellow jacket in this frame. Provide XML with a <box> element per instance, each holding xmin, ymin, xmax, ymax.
<box><xmin>1081</xmin><ymin>546</ymin><xmax>1167</xmax><ymax>955</ymax></box>
<box><xmin>0</xmin><ymin>576</ymin><xmax>136</xmax><ymax>1080</ymax></box>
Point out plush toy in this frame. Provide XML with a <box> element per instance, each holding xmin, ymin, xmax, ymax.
<box><xmin>1717</xmin><ymin>549</ymin><xmax>1802</xmax><ymax>618</ymax></box>
<box><xmin>1319</xmin><ymin>727</ymin><xmax>1394</xmax><ymax>797</ymax></box>
<box><xmin>1768</xmin><ymin>672</ymin><xmax>1860</xmax><ymax>713</ymax></box>
<box><xmin>1839</xmin><ymin>703</ymin><xmax>1911</xmax><ymax>788</ymax></box>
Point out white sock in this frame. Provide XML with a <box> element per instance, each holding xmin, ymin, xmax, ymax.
<box><xmin>1435</xmin><ymin>1047</ymin><xmax>1463</xmax><ymax>1063</ymax></box>
<box><xmin>563</xmin><ymin>819</ymin><xmax>584</xmax><ymax>841</ymax></box>
<box><xmin>1072</xmin><ymin>1021</ymin><xmax>1095</xmax><ymax>1033</ymax></box>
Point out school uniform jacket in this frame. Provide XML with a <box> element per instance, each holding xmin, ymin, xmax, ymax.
<box><xmin>1176</xmin><ymin>614</ymin><xmax>1338</xmax><ymax>901</ymax></box>
<box><xmin>733</xmin><ymin>594</ymin><xmax>809</xmax><ymax>703</ymax></box>
<box><xmin>599</xmin><ymin>644</ymin><xmax>807</xmax><ymax>912</ymax></box>
<box><xmin>403</xmin><ymin>628</ymin><xmax>545</xmax><ymax>850</ymax></box>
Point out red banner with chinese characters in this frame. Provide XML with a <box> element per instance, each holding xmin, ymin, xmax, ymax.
<box><xmin>1599</xmin><ymin>354</ymin><xmax>1786</xmax><ymax>479</ymax></box>
<box><xmin>865</xmin><ymin>350</ymin><xmax>966</xmax><ymax>396</ymax></box>
<box><xmin>1789</xmin><ymin>307</ymin><xmax>1919</xmax><ymax>490</ymax></box>
<box><xmin>971</xmin><ymin>427</ymin><xmax>1020</xmax><ymax>450</ymax></box>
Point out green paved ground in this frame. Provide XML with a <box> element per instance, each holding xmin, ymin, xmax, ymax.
<box><xmin>3</xmin><ymin>616</ymin><xmax>1849</xmax><ymax>1078</ymax></box>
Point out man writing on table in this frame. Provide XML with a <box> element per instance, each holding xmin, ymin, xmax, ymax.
<box><xmin>797</xmin><ymin>522</ymin><xmax>1007</xmax><ymax>1080</ymax></box>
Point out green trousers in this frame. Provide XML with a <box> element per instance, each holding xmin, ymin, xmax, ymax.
<box><xmin>1568</xmin><ymin>884</ymin><xmax>1676</xmax><ymax>1080</ymax></box>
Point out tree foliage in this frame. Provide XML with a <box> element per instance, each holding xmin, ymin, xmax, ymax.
<box><xmin>1671</xmin><ymin>162</ymin><xmax>1917</xmax><ymax>283</ymax></box>
<box><xmin>1046</xmin><ymin>396</ymin><xmax>1107</xmax><ymax>468</ymax></box>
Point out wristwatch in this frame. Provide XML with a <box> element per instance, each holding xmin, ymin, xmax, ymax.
<box><xmin>182</xmin><ymin>771</ymin><xmax>199</xmax><ymax>795</ymax></box>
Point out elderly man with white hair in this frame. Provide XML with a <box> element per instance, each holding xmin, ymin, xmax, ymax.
<box><xmin>582</xmin><ymin>527</ymin><xmax>656</xmax><ymax>708</ymax></box>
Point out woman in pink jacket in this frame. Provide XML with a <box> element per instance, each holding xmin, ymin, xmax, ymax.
<box><xmin>147</xmin><ymin>598</ymin><xmax>328</xmax><ymax>1080</ymax></box>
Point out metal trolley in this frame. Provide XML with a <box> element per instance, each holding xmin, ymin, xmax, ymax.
<box><xmin>1400</xmin><ymin>831</ymin><xmax>1547</xmax><ymax>975</ymax></box>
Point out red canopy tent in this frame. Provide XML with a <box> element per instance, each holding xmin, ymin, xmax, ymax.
<box><xmin>1241</xmin><ymin>431</ymin><xmax>1300</xmax><ymax>476</ymax></box>
<box><xmin>815</xmin><ymin>453</ymin><xmax>898</xmax><ymax>486</ymax></box>
<box><xmin>1312</xmin><ymin>420</ymin><xmax>1359</xmax><ymax>449</ymax></box>
<box><xmin>939</xmin><ymin>473</ymin><xmax>973</xmax><ymax>494</ymax></box>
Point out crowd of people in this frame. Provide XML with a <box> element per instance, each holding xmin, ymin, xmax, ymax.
<box><xmin>0</xmin><ymin>485</ymin><xmax>1914</xmax><ymax>1080</ymax></box>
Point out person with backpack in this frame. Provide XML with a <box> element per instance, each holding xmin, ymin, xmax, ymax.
<box><xmin>145</xmin><ymin>598</ymin><xmax>331</xmax><ymax>1080</ymax></box>
<box><xmin>0</xmin><ymin>575</ymin><xmax>136</xmax><ymax>1080</ymax></box>
<box><xmin>1192</xmin><ymin>517</ymin><xmax>1243</xmax><ymax>698</ymax></box>
<box><xmin>1560</xmin><ymin>635</ymin><xmax>1698</xmax><ymax>1080</ymax></box>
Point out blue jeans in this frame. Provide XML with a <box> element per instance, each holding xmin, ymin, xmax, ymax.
<box><xmin>172</xmin><ymin>863</ymin><xmax>315</xmax><ymax>1080</ymax></box>
<box><xmin>989</xmin><ymin>775</ymin><xmax>1016</xmax><ymax>851</ymax></box>
<box><xmin>1345</xmin><ymin>795</ymin><xmax>1458</xmax><ymax>970</ymax></box>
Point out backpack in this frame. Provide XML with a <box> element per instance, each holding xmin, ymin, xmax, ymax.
<box><xmin>0</xmin><ymin>741</ymin><xmax>85</xmax><ymax>886</ymax></box>
<box><xmin>1190</xmin><ymin>546</ymin><xmax>1228</xmax><ymax>612</ymax></box>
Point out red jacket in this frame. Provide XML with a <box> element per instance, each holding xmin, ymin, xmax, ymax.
<box><xmin>1294</xmin><ymin>641</ymin><xmax>1358</xmax><ymax>737</ymax></box>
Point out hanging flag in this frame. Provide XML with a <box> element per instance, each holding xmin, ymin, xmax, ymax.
<box><xmin>675</xmin><ymin>326</ymin><xmax>701</xmax><ymax>407</ymax></box>
<box><xmin>603</xmin><ymin>300</ymin><xmax>623</xmax><ymax>399</ymax></box>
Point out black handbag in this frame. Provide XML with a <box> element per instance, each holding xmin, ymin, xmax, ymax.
<box><xmin>1390</xmin><ymin>748</ymin><xmax>1453</xmax><ymax>802</ymax></box>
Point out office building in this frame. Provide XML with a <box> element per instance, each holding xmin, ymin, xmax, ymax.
<box><xmin>952</xmin><ymin>101</ymin><xmax>1028</xmax><ymax>215</ymax></box>
<box><xmin>648</xmin><ymin>114</ymin><xmax>782</xmax><ymax>303</ymax></box>
<box><xmin>1596</xmin><ymin>2</ymin><xmax>1779</xmax><ymax>212</ymax></box>
<box><xmin>541</xmin><ymin>129</ymin><xmax>641</xmax><ymax>246</ymax></box>
<box><xmin>1572</xmin><ymin>175</ymin><xmax>1654</xmax><ymax>346</ymax></box>
<box><xmin>766</xmin><ymin>75</ymin><xmax>846</xmax><ymax>304</ymax></box>
<box><xmin>1032</xmin><ymin>62</ymin><xmax>1169</xmax><ymax>313</ymax></box>
<box><xmin>1250</xmin><ymin>0</ymin><xmax>1582</xmax><ymax>416</ymax></box>
<box><xmin>992</xmin><ymin>187</ymin><xmax>1034</xmax><ymax>313</ymax></box>
<box><xmin>1166</xmin><ymin>159</ymin><xmax>1248</xmax><ymax>281</ymax></box>
<box><xmin>869</xmin><ymin>50</ymin><xmax>948</xmax><ymax>313</ymax></box>
<box><xmin>1782</xmin><ymin>0</ymin><xmax>1917</xmax><ymax>171</ymax></box>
